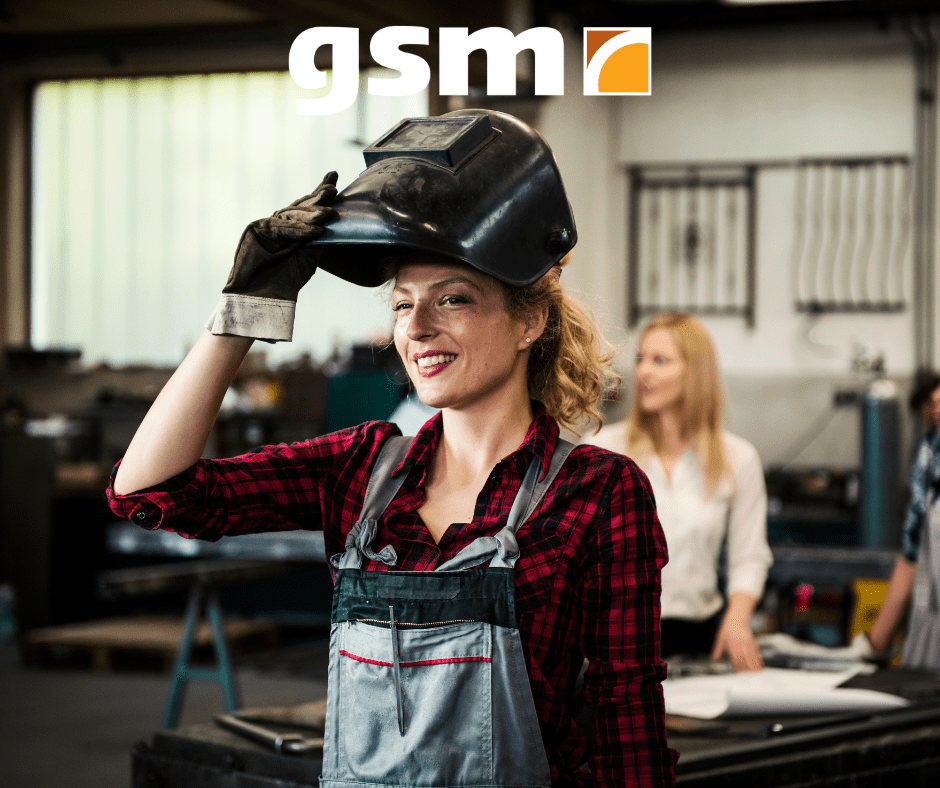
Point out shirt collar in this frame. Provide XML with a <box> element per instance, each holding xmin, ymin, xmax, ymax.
<box><xmin>393</xmin><ymin>401</ymin><xmax>560</xmax><ymax>481</ymax></box>
<box><xmin>928</xmin><ymin>425</ymin><xmax>940</xmax><ymax>451</ymax></box>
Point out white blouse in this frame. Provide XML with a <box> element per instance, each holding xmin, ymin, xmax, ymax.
<box><xmin>586</xmin><ymin>422</ymin><xmax>773</xmax><ymax>621</ymax></box>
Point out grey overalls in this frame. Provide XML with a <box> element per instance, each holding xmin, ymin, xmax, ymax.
<box><xmin>321</xmin><ymin>435</ymin><xmax>575</xmax><ymax>788</ymax></box>
<box><xmin>902</xmin><ymin>493</ymin><xmax>940</xmax><ymax>668</ymax></box>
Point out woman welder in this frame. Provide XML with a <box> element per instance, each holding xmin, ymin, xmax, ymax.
<box><xmin>588</xmin><ymin>314</ymin><xmax>773</xmax><ymax>673</ymax></box>
<box><xmin>108</xmin><ymin>110</ymin><xmax>677</xmax><ymax>787</ymax></box>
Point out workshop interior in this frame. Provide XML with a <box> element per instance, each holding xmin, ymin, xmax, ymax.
<box><xmin>3</xmin><ymin>0</ymin><xmax>940</xmax><ymax>786</ymax></box>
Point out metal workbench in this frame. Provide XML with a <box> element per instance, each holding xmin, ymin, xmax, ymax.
<box><xmin>132</xmin><ymin>668</ymin><xmax>940</xmax><ymax>787</ymax></box>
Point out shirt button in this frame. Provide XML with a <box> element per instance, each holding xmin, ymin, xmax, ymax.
<box><xmin>134</xmin><ymin>508</ymin><xmax>147</xmax><ymax>521</ymax></box>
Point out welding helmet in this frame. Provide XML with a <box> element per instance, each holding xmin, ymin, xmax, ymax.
<box><xmin>311</xmin><ymin>109</ymin><xmax>577</xmax><ymax>288</ymax></box>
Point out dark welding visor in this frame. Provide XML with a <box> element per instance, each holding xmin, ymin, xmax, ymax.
<box><xmin>311</xmin><ymin>109</ymin><xmax>577</xmax><ymax>288</ymax></box>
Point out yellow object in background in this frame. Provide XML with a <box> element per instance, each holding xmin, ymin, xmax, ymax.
<box><xmin>850</xmin><ymin>578</ymin><xmax>905</xmax><ymax>666</ymax></box>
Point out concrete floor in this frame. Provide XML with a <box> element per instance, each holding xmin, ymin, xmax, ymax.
<box><xmin>0</xmin><ymin>643</ymin><xmax>328</xmax><ymax>788</ymax></box>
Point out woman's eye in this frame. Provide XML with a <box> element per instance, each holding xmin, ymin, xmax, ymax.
<box><xmin>635</xmin><ymin>354</ymin><xmax>644</xmax><ymax>365</ymax></box>
<box><xmin>442</xmin><ymin>296</ymin><xmax>467</xmax><ymax>306</ymax></box>
<box><xmin>392</xmin><ymin>302</ymin><xmax>412</xmax><ymax>312</ymax></box>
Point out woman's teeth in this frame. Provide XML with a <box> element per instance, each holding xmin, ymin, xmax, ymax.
<box><xmin>416</xmin><ymin>354</ymin><xmax>457</xmax><ymax>368</ymax></box>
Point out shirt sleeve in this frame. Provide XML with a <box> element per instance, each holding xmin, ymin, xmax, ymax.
<box><xmin>106</xmin><ymin>420</ymin><xmax>400</xmax><ymax>541</ymax></box>
<box><xmin>579</xmin><ymin>460</ymin><xmax>677</xmax><ymax>787</ymax></box>
<box><xmin>902</xmin><ymin>437</ymin><xmax>933</xmax><ymax>563</ymax></box>
<box><xmin>725</xmin><ymin>439</ymin><xmax>773</xmax><ymax>600</ymax></box>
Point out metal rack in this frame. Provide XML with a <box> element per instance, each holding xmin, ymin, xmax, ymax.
<box><xmin>627</xmin><ymin>164</ymin><xmax>757</xmax><ymax>327</ymax></box>
<box><xmin>625</xmin><ymin>155</ymin><xmax>913</xmax><ymax>327</ymax></box>
<box><xmin>791</xmin><ymin>157</ymin><xmax>911</xmax><ymax>314</ymax></box>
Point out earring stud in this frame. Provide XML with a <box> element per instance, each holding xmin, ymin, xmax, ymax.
<box><xmin>525</xmin><ymin>337</ymin><xmax>531</xmax><ymax>343</ymax></box>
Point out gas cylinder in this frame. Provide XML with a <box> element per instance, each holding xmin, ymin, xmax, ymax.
<box><xmin>859</xmin><ymin>376</ymin><xmax>901</xmax><ymax>549</ymax></box>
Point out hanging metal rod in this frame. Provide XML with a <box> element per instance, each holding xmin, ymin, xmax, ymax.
<box><xmin>623</xmin><ymin>155</ymin><xmax>910</xmax><ymax>174</ymax></box>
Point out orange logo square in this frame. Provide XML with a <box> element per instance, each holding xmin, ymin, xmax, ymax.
<box><xmin>584</xmin><ymin>28</ymin><xmax>651</xmax><ymax>96</ymax></box>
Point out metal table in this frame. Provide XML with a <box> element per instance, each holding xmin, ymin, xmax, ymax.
<box><xmin>131</xmin><ymin>669</ymin><xmax>940</xmax><ymax>787</ymax></box>
<box><xmin>103</xmin><ymin>523</ymin><xmax>328</xmax><ymax>727</ymax></box>
<box><xmin>670</xmin><ymin>667</ymin><xmax>940</xmax><ymax>785</ymax></box>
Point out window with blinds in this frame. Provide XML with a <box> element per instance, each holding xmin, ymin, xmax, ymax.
<box><xmin>31</xmin><ymin>71</ymin><xmax>427</xmax><ymax>366</ymax></box>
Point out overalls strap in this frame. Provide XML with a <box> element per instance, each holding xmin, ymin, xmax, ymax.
<box><xmin>360</xmin><ymin>435</ymin><xmax>413</xmax><ymax>523</ymax></box>
<box><xmin>437</xmin><ymin>439</ymin><xmax>577</xmax><ymax>572</ymax></box>
<box><xmin>505</xmin><ymin>439</ymin><xmax>576</xmax><ymax>536</ymax></box>
<box><xmin>331</xmin><ymin>435</ymin><xmax>412</xmax><ymax>571</ymax></box>
<box><xmin>331</xmin><ymin>436</ymin><xmax>577</xmax><ymax>572</ymax></box>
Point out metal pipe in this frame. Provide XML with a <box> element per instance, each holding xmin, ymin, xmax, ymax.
<box><xmin>908</xmin><ymin>18</ymin><xmax>938</xmax><ymax>370</ymax></box>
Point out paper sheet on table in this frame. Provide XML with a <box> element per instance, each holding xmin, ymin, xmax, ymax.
<box><xmin>663</xmin><ymin>667</ymin><xmax>910</xmax><ymax>719</ymax></box>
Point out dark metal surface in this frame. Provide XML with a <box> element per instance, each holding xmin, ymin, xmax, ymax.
<box><xmin>106</xmin><ymin>522</ymin><xmax>327</xmax><ymax>562</ymax></box>
<box><xmin>767</xmin><ymin>544</ymin><xmax>898</xmax><ymax>586</ymax></box>
<box><xmin>214</xmin><ymin>713</ymin><xmax>323</xmax><ymax>756</ymax></box>
<box><xmin>97</xmin><ymin>558</ymin><xmax>309</xmax><ymax>598</ymax></box>
<box><xmin>134</xmin><ymin>720</ymin><xmax>323</xmax><ymax>788</ymax></box>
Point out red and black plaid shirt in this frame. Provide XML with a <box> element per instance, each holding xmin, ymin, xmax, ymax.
<box><xmin>108</xmin><ymin>403</ymin><xmax>677</xmax><ymax>787</ymax></box>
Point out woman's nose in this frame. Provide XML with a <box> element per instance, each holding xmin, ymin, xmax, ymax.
<box><xmin>405</xmin><ymin>301</ymin><xmax>436</xmax><ymax>340</ymax></box>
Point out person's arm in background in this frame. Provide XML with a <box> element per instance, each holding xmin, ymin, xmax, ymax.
<box><xmin>711</xmin><ymin>438</ymin><xmax>773</xmax><ymax>672</ymax></box>
<box><xmin>857</xmin><ymin>434</ymin><xmax>932</xmax><ymax>654</ymax></box>
<box><xmin>866</xmin><ymin>557</ymin><xmax>917</xmax><ymax>653</ymax></box>
<box><xmin>711</xmin><ymin>591</ymin><xmax>762</xmax><ymax>672</ymax></box>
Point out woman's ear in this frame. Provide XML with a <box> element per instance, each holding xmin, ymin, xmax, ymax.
<box><xmin>520</xmin><ymin>304</ymin><xmax>549</xmax><ymax>348</ymax></box>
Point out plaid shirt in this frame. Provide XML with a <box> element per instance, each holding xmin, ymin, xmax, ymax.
<box><xmin>108</xmin><ymin>404</ymin><xmax>676</xmax><ymax>787</ymax></box>
<box><xmin>902</xmin><ymin>426</ymin><xmax>940</xmax><ymax>563</ymax></box>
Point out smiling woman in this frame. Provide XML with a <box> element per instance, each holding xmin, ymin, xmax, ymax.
<box><xmin>107</xmin><ymin>109</ymin><xmax>677</xmax><ymax>787</ymax></box>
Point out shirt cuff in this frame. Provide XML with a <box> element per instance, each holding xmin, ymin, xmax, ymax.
<box><xmin>205</xmin><ymin>294</ymin><xmax>295</xmax><ymax>342</ymax></box>
<box><xmin>726</xmin><ymin>566</ymin><xmax>769</xmax><ymax>601</ymax></box>
<box><xmin>106</xmin><ymin>459</ymin><xmax>201</xmax><ymax>530</ymax></box>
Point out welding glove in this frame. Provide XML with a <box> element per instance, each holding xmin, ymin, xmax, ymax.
<box><xmin>205</xmin><ymin>171</ymin><xmax>338</xmax><ymax>342</ymax></box>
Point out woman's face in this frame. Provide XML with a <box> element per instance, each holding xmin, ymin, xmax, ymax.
<box><xmin>930</xmin><ymin>383</ymin><xmax>940</xmax><ymax>427</ymax></box>
<box><xmin>392</xmin><ymin>258</ymin><xmax>530</xmax><ymax>412</ymax></box>
<box><xmin>635</xmin><ymin>327</ymin><xmax>686</xmax><ymax>415</ymax></box>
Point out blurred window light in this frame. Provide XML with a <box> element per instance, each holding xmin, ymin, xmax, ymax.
<box><xmin>721</xmin><ymin>0</ymin><xmax>842</xmax><ymax>5</ymax></box>
<box><xmin>31</xmin><ymin>71</ymin><xmax>427</xmax><ymax>367</ymax></box>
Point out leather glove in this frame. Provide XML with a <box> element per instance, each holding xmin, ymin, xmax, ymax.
<box><xmin>205</xmin><ymin>171</ymin><xmax>338</xmax><ymax>342</ymax></box>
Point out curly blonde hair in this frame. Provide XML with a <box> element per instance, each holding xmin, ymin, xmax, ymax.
<box><xmin>500</xmin><ymin>255</ymin><xmax>619</xmax><ymax>434</ymax></box>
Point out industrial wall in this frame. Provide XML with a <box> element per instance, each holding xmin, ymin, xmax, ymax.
<box><xmin>540</xmin><ymin>21</ymin><xmax>936</xmax><ymax>468</ymax></box>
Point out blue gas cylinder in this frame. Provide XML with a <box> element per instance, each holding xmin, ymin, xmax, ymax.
<box><xmin>859</xmin><ymin>378</ymin><xmax>901</xmax><ymax>549</ymax></box>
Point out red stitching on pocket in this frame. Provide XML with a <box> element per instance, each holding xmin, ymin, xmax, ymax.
<box><xmin>339</xmin><ymin>650</ymin><xmax>491</xmax><ymax>668</ymax></box>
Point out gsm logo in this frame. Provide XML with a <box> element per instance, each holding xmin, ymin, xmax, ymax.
<box><xmin>288</xmin><ymin>26</ymin><xmax>652</xmax><ymax>115</ymax></box>
<box><xmin>289</xmin><ymin>27</ymin><xmax>564</xmax><ymax>115</ymax></box>
<box><xmin>583</xmin><ymin>28</ymin><xmax>651</xmax><ymax>96</ymax></box>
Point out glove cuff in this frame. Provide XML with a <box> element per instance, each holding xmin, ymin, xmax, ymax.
<box><xmin>205</xmin><ymin>294</ymin><xmax>296</xmax><ymax>342</ymax></box>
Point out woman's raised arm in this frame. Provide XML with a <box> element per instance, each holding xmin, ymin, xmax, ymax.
<box><xmin>114</xmin><ymin>171</ymin><xmax>339</xmax><ymax>495</ymax></box>
<box><xmin>113</xmin><ymin>331</ymin><xmax>253</xmax><ymax>495</ymax></box>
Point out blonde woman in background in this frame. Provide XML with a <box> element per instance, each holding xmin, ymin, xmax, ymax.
<box><xmin>588</xmin><ymin>313</ymin><xmax>772</xmax><ymax>672</ymax></box>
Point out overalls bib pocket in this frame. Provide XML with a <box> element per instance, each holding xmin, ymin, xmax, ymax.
<box><xmin>338</xmin><ymin>620</ymin><xmax>494</xmax><ymax>785</ymax></box>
